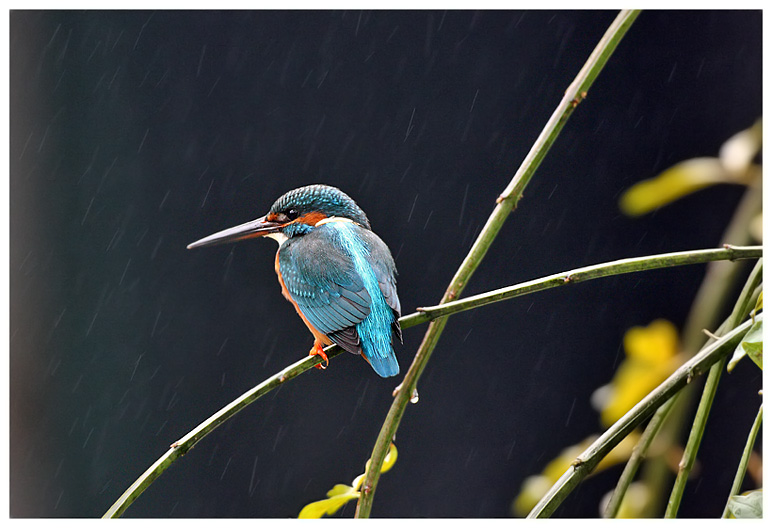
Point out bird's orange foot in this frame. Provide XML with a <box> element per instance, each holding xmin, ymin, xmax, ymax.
<box><xmin>309</xmin><ymin>342</ymin><xmax>329</xmax><ymax>370</ymax></box>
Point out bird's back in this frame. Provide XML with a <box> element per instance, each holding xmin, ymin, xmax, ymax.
<box><xmin>278</xmin><ymin>220</ymin><xmax>401</xmax><ymax>377</ymax></box>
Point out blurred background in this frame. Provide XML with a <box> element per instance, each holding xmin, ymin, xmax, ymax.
<box><xmin>9</xmin><ymin>10</ymin><xmax>762</xmax><ymax>518</ymax></box>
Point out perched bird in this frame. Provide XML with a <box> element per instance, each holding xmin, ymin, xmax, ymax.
<box><xmin>188</xmin><ymin>184</ymin><xmax>402</xmax><ymax>377</ymax></box>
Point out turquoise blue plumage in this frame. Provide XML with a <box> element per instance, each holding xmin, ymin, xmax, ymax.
<box><xmin>188</xmin><ymin>184</ymin><xmax>402</xmax><ymax>378</ymax></box>
<box><xmin>278</xmin><ymin>220</ymin><xmax>401</xmax><ymax>377</ymax></box>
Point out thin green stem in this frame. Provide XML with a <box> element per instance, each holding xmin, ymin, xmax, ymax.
<box><xmin>417</xmin><ymin>246</ymin><xmax>761</xmax><ymax>322</ymax></box>
<box><xmin>103</xmin><ymin>245</ymin><xmax>759</xmax><ymax>517</ymax></box>
<box><xmin>603</xmin><ymin>258</ymin><xmax>762</xmax><ymax>518</ymax></box>
<box><xmin>681</xmin><ymin>187</ymin><xmax>762</xmax><ymax>352</ymax></box>
<box><xmin>665</xmin><ymin>356</ymin><xmax>727</xmax><ymax>517</ymax></box>
<box><xmin>101</xmin><ymin>351</ymin><xmax>338</xmax><ymax>518</ymax></box>
<box><xmin>526</xmin><ymin>314</ymin><xmax>760</xmax><ymax>518</ymax></box>
<box><xmin>354</xmin><ymin>11</ymin><xmax>641</xmax><ymax>517</ymax></box>
<box><xmin>667</xmin><ymin>258</ymin><xmax>763</xmax><ymax>518</ymax></box>
<box><xmin>722</xmin><ymin>404</ymin><xmax>763</xmax><ymax>518</ymax></box>
<box><xmin>639</xmin><ymin>187</ymin><xmax>762</xmax><ymax>516</ymax></box>
<box><xmin>603</xmin><ymin>396</ymin><xmax>677</xmax><ymax>518</ymax></box>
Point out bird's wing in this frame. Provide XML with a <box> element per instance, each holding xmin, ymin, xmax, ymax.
<box><xmin>278</xmin><ymin>230</ymin><xmax>372</xmax><ymax>355</ymax></box>
<box><xmin>278</xmin><ymin>224</ymin><xmax>403</xmax><ymax>354</ymax></box>
<box><xmin>360</xmin><ymin>229</ymin><xmax>403</xmax><ymax>343</ymax></box>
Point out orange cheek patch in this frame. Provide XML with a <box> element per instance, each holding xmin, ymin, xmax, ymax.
<box><xmin>297</xmin><ymin>211</ymin><xmax>327</xmax><ymax>226</ymax></box>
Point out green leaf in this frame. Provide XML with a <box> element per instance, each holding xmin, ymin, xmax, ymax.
<box><xmin>742</xmin><ymin>340</ymin><xmax>763</xmax><ymax>370</ymax></box>
<box><xmin>298</xmin><ymin>487</ymin><xmax>360</xmax><ymax>519</ymax></box>
<box><xmin>726</xmin><ymin>490</ymin><xmax>763</xmax><ymax>519</ymax></box>
<box><xmin>728</xmin><ymin>319</ymin><xmax>763</xmax><ymax>372</ymax></box>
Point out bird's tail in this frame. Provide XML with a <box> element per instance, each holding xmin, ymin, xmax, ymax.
<box><xmin>364</xmin><ymin>348</ymin><xmax>400</xmax><ymax>378</ymax></box>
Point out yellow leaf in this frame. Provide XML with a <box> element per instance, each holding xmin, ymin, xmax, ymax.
<box><xmin>300</xmin><ymin>443</ymin><xmax>399</xmax><ymax>518</ymax></box>
<box><xmin>749</xmin><ymin>213</ymin><xmax>763</xmax><ymax>243</ymax></box>
<box><xmin>595</xmin><ymin>320</ymin><xmax>680</xmax><ymax>426</ymax></box>
<box><xmin>327</xmin><ymin>484</ymin><xmax>354</xmax><ymax>497</ymax></box>
<box><xmin>298</xmin><ymin>488</ymin><xmax>359</xmax><ymax>519</ymax></box>
<box><xmin>601</xmin><ymin>481</ymin><xmax>651</xmax><ymax>518</ymax></box>
<box><xmin>754</xmin><ymin>292</ymin><xmax>763</xmax><ymax>317</ymax></box>
<box><xmin>624</xmin><ymin>319</ymin><xmax>679</xmax><ymax>363</ymax></box>
<box><xmin>619</xmin><ymin>158</ymin><xmax>729</xmax><ymax>217</ymax></box>
<box><xmin>362</xmin><ymin>442</ymin><xmax>398</xmax><ymax>478</ymax></box>
<box><xmin>513</xmin><ymin>476</ymin><xmax>552</xmax><ymax>517</ymax></box>
<box><xmin>381</xmin><ymin>442</ymin><xmax>398</xmax><ymax>473</ymax></box>
<box><xmin>512</xmin><ymin>433</ymin><xmax>640</xmax><ymax>517</ymax></box>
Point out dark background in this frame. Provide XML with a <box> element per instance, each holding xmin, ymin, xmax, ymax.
<box><xmin>9</xmin><ymin>10</ymin><xmax>762</xmax><ymax>518</ymax></box>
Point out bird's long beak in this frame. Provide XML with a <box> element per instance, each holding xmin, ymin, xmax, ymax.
<box><xmin>187</xmin><ymin>215</ymin><xmax>283</xmax><ymax>249</ymax></box>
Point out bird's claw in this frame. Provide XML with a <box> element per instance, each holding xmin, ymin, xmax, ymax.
<box><xmin>309</xmin><ymin>343</ymin><xmax>329</xmax><ymax>370</ymax></box>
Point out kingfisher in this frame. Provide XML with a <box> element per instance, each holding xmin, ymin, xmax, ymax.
<box><xmin>187</xmin><ymin>184</ymin><xmax>402</xmax><ymax>378</ymax></box>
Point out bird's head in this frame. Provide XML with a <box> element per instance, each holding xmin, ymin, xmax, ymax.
<box><xmin>187</xmin><ymin>184</ymin><xmax>371</xmax><ymax>249</ymax></box>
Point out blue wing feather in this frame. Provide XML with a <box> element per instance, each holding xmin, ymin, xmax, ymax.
<box><xmin>278</xmin><ymin>221</ymin><xmax>400</xmax><ymax>377</ymax></box>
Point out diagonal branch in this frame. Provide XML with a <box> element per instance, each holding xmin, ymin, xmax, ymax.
<box><xmin>353</xmin><ymin>11</ymin><xmax>649</xmax><ymax>517</ymax></box>
<box><xmin>526</xmin><ymin>314</ymin><xmax>761</xmax><ymax>518</ymax></box>
<box><xmin>103</xmin><ymin>243</ymin><xmax>760</xmax><ymax>517</ymax></box>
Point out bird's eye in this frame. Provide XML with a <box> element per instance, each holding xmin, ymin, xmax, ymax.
<box><xmin>286</xmin><ymin>209</ymin><xmax>299</xmax><ymax>220</ymax></box>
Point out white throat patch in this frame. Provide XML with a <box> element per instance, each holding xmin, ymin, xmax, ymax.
<box><xmin>315</xmin><ymin>216</ymin><xmax>358</xmax><ymax>227</ymax></box>
<box><xmin>266</xmin><ymin>232</ymin><xmax>289</xmax><ymax>246</ymax></box>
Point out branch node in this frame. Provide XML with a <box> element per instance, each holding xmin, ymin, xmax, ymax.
<box><xmin>722</xmin><ymin>243</ymin><xmax>738</xmax><ymax>261</ymax></box>
<box><xmin>570</xmin><ymin>91</ymin><xmax>588</xmax><ymax>108</ymax></box>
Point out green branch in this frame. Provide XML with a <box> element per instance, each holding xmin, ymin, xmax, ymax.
<box><xmin>354</xmin><ymin>10</ymin><xmax>641</xmax><ymax>517</ymax></box>
<box><xmin>602</xmin><ymin>397</ymin><xmax>677</xmax><ymax>518</ymax></box>
<box><xmin>722</xmin><ymin>403</ymin><xmax>763</xmax><ymax>518</ymax></box>
<box><xmin>103</xmin><ymin>243</ymin><xmax>759</xmax><ymax>517</ymax></box>
<box><xmin>665</xmin><ymin>257</ymin><xmax>763</xmax><ymax>517</ymax></box>
<box><xmin>665</xmin><ymin>357</ymin><xmax>727</xmax><ymax>517</ymax></box>
<box><xmin>603</xmin><ymin>258</ymin><xmax>762</xmax><ymax>518</ymax></box>
<box><xmin>415</xmin><ymin>245</ymin><xmax>761</xmax><ymax>322</ymax></box>
<box><xmin>526</xmin><ymin>314</ymin><xmax>761</xmax><ymax>518</ymax></box>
